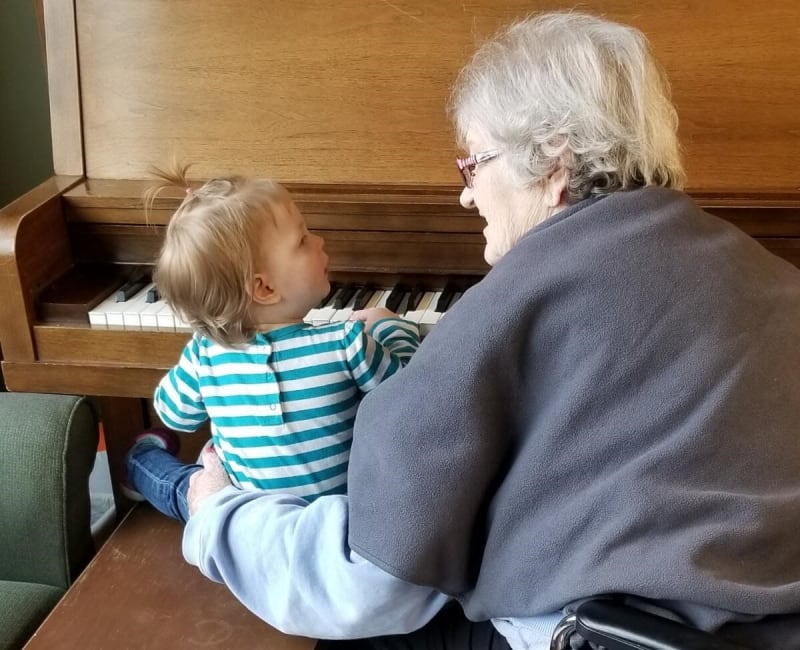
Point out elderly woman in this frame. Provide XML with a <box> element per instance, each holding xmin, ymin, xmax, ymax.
<box><xmin>182</xmin><ymin>11</ymin><xmax>800</xmax><ymax>649</ymax></box>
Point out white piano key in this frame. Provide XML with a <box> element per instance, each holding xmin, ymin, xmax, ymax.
<box><xmin>122</xmin><ymin>283</ymin><xmax>156</xmax><ymax>330</ymax></box>
<box><xmin>304</xmin><ymin>298</ymin><xmax>333</xmax><ymax>324</ymax></box>
<box><xmin>173</xmin><ymin>310</ymin><xmax>193</xmax><ymax>332</ymax></box>
<box><xmin>103</xmin><ymin>297</ymin><xmax>127</xmax><ymax>330</ymax></box>
<box><xmin>156</xmin><ymin>304</ymin><xmax>177</xmax><ymax>332</ymax></box>
<box><xmin>306</xmin><ymin>288</ymin><xmax>391</xmax><ymax>327</ymax></box>
<box><xmin>303</xmin><ymin>285</ymin><xmax>338</xmax><ymax>324</ymax></box>
<box><xmin>330</xmin><ymin>293</ymin><xmax>358</xmax><ymax>323</ymax></box>
<box><xmin>402</xmin><ymin>291</ymin><xmax>436</xmax><ymax>324</ymax></box>
<box><xmin>139</xmin><ymin>297</ymin><xmax>167</xmax><ymax>330</ymax></box>
<box><xmin>372</xmin><ymin>290</ymin><xmax>391</xmax><ymax>309</ymax></box>
<box><xmin>399</xmin><ymin>288</ymin><xmax>424</xmax><ymax>318</ymax></box>
<box><xmin>364</xmin><ymin>290</ymin><xmax>386</xmax><ymax>309</ymax></box>
<box><xmin>308</xmin><ymin>287</ymin><xmax>344</xmax><ymax>325</ymax></box>
<box><xmin>88</xmin><ymin>290</ymin><xmax>119</xmax><ymax>328</ymax></box>
<box><xmin>418</xmin><ymin>290</ymin><xmax>443</xmax><ymax>336</ymax></box>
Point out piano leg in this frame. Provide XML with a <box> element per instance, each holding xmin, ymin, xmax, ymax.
<box><xmin>94</xmin><ymin>396</ymin><xmax>145</xmax><ymax>517</ymax></box>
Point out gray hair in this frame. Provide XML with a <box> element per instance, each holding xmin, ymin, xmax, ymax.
<box><xmin>450</xmin><ymin>11</ymin><xmax>686</xmax><ymax>201</ymax></box>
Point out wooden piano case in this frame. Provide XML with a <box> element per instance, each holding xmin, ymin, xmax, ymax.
<box><xmin>1</xmin><ymin>0</ymin><xmax>799</xmax><ymax>506</ymax></box>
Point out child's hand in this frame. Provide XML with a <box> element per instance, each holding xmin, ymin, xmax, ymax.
<box><xmin>350</xmin><ymin>307</ymin><xmax>399</xmax><ymax>331</ymax></box>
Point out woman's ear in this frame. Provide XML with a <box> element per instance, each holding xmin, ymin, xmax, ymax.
<box><xmin>252</xmin><ymin>273</ymin><xmax>281</xmax><ymax>305</ymax></box>
<box><xmin>544</xmin><ymin>166</ymin><xmax>569</xmax><ymax>208</ymax></box>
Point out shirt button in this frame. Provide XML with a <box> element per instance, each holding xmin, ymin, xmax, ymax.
<box><xmin>269</xmin><ymin>404</ymin><xmax>277</xmax><ymax>411</ymax></box>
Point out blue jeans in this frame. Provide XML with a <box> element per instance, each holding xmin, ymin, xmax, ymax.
<box><xmin>126</xmin><ymin>444</ymin><xmax>201</xmax><ymax>523</ymax></box>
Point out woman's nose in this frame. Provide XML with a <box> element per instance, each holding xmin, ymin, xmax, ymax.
<box><xmin>459</xmin><ymin>186</ymin><xmax>475</xmax><ymax>209</ymax></box>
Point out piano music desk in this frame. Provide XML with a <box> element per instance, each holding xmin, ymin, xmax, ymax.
<box><xmin>25</xmin><ymin>505</ymin><xmax>316</xmax><ymax>650</ymax></box>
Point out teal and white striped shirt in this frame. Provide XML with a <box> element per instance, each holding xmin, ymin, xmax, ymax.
<box><xmin>154</xmin><ymin>318</ymin><xmax>420</xmax><ymax>500</ymax></box>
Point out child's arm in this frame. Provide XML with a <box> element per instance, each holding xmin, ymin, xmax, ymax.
<box><xmin>351</xmin><ymin>307</ymin><xmax>420</xmax><ymax>363</ymax></box>
<box><xmin>342</xmin><ymin>315</ymin><xmax>420</xmax><ymax>392</ymax></box>
<box><xmin>153</xmin><ymin>334</ymin><xmax>209</xmax><ymax>432</ymax></box>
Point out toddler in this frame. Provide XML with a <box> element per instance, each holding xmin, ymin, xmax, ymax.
<box><xmin>124</xmin><ymin>164</ymin><xmax>420</xmax><ymax>521</ymax></box>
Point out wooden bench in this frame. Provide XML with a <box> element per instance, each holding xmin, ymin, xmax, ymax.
<box><xmin>25</xmin><ymin>506</ymin><xmax>316</xmax><ymax>649</ymax></box>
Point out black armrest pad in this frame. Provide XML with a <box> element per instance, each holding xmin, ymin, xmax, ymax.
<box><xmin>575</xmin><ymin>600</ymin><xmax>752</xmax><ymax>650</ymax></box>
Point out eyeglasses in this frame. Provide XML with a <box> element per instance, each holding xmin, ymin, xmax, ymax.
<box><xmin>456</xmin><ymin>150</ymin><xmax>500</xmax><ymax>188</ymax></box>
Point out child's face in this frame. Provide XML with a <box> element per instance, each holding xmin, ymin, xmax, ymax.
<box><xmin>257</xmin><ymin>199</ymin><xmax>330</xmax><ymax>319</ymax></box>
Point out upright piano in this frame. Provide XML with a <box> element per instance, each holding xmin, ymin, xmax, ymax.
<box><xmin>1</xmin><ymin>0</ymin><xmax>799</xmax><ymax>507</ymax></box>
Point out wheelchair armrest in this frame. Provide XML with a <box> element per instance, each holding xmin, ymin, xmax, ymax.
<box><xmin>575</xmin><ymin>599</ymin><xmax>752</xmax><ymax>650</ymax></box>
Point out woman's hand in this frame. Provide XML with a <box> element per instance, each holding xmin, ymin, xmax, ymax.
<box><xmin>188</xmin><ymin>445</ymin><xmax>232</xmax><ymax>516</ymax></box>
<box><xmin>350</xmin><ymin>307</ymin><xmax>399</xmax><ymax>331</ymax></box>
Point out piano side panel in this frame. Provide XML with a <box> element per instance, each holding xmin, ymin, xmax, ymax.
<box><xmin>0</xmin><ymin>176</ymin><xmax>82</xmax><ymax>363</ymax></box>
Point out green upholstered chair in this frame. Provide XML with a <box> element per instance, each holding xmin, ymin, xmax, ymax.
<box><xmin>0</xmin><ymin>393</ymin><xmax>99</xmax><ymax>650</ymax></box>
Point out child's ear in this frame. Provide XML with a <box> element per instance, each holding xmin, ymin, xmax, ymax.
<box><xmin>252</xmin><ymin>273</ymin><xmax>281</xmax><ymax>305</ymax></box>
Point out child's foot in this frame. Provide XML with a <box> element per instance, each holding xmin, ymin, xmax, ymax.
<box><xmin>133</xmin><ymin>428</ymin><xmax>180</xmax><ymax>455</ymax></box>
<box><xmin>121</xmin><ymin>428</ymin><xmax>181</xmax><ymax>501</ymax></box>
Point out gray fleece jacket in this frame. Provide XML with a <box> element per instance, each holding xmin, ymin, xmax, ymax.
<box><xmin>348</xmin><ymin>187</ymin><xmax>800</xmax><ymax>645</ymax></box>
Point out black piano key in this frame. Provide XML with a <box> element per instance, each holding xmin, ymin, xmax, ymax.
<box><xmin>395</xmin><ymin>293</ymin><xmax>411</xmax><ymax>315</ymax></box>
<box><xmin>353</xmin><ymin>286</ymin><xmax>376</xmax><ymax>310</ymax></box>
<box><xmin>435</xmin><ymin>285</ymin><xmax>456</xmax><ymax>312</ymax></box>
<box><xmin>145</xmin><ymin>286</ymin><xmax>161</xmax><ymax>303</ymax></box>
<box><xmin>116</xmin><ymin>274</ymin><xmax>149</xmax><ymax>302</ymax></box>
<box><xmin>447</xmin><ymin>292</ymin><xmax>463</xmax><ymax>310</ymax></box>
<box><xmin>317</xmin><ymin>282</ymin><xmax>338</xmax><ymax>309</ymax></box>
<box><xmin>333</xmin><ymin>285</ymin><xmax>357</xmax><ymax>309</ymax></box>
<box><xmin>405</xmin><ymin>287</ymin><xmax>423</xmax><ymax>312</ymax></box>
<box><xmin>385</xmin><ymin>285</ymin><xmax>410</xmax><ymax>313</ymax></box>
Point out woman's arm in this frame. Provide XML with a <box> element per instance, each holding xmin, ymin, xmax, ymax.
<box><xmin>183</xmin><ymin>484</ymin><xmax>449</xmax><ymax>639</ymax></box>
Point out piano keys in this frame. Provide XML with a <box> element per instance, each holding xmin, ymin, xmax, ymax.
<box><xmin>79</xmin><ymin>276</ymin><xmax>477</xmax><ymax>337</ymax></box>
<box><xmin>17</xmin><ymin>188</ymin><xmax>791</xmax><ymax>408</ymax></box>
<box><xmin>7</xmin><ymin>179</ymin><xmax>799</xmax><ymax>409</ymax></box>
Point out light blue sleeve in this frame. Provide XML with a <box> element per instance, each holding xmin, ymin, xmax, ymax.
<box><xmin>182</xmin><ymin>487</ymin><xmax>450</xmax><ymax>639</ymax></box>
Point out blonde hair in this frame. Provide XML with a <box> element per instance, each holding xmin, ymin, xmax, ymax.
<box><xmin>144</xmin><ymin>163</ymin><xmax>291</xmax><ymax>347</ymax></box>
<box><xmin>450</xmin><ymin>11</ymin><xmax>686</xmax><ymax>201</ymax></box>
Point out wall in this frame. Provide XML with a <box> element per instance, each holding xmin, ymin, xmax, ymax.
<box><xmin>0</xmin><ymin>0</ymin><xmax>53</xmax><ymax>208</ymax></box>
